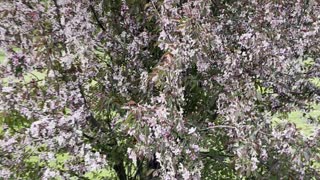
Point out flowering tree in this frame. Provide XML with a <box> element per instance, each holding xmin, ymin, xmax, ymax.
<box><xmin>0</xmin><ymin>0</ymin><xmax>320</xmax><ymax>179</ymax></box>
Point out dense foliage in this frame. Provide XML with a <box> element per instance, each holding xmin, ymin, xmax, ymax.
<box><xmin>0</xmin><ymin>0</ymin><xmax>320</xmax><ymax>179</ymax></box>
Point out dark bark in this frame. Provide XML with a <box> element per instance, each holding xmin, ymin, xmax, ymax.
<box><xmin>114</xmin><ymin>162</ymin><xmax>127</xmax><ymax>180</ymax></box>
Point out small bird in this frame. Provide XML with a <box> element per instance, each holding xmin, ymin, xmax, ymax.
<box><xmin>126</xmin><ymin>100</ymin><xmax>137</xmax><ymax>107</ymax></box>
<box><xmin>121</xmin><ymin>100</ymin><xmax>137</xmax><ymax>110</ymax></box>
<box><xmin>159</xmin><ymin>52</ymin><xmax>174</xmax><ymax>69</ymax></box>
<box><xmin>147</xmin><ymin>52</ymin><xmax>175</xmax><ymax>83</ymax></box>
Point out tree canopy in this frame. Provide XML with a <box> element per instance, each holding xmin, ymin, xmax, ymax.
<box><xmin>0</xmin><ymin>0</ymin><xmax>320</xmax><ymax>179</ymax></box>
